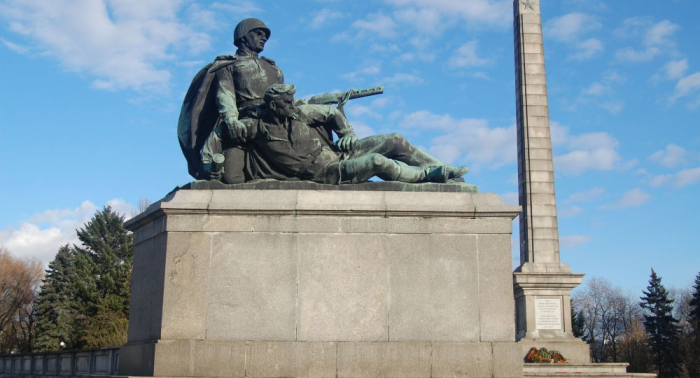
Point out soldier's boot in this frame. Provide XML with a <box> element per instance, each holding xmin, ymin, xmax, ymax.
<box><xmin>385</xmin><ymin>161</ymin><xmax>427</xmax><ymax>183</ymax></box>
<box><xmin>424</xmin><ymin>166</ymin><xmax>449</xmax><ymax>183</ymax></box>
<box><xmin>386</xmin><ymin>162</ymin><xmax>450</xmax><ymax>183</ymax></box>
<box><xmin>445</xmin><ymin>165</ymin><xmax>469</xmax><ymax>178</ymax></box>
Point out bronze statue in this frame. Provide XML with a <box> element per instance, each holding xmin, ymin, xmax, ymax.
<box><xmin>203</xmin><ymin>84</ymin><xmax>468</xmax><ymax>184</ymax></box>
<box><xmin>178</xmin><ymin>18</ymin><xmax>283</xmax><ymax>182</ymax></box>
<box><xmin>178</xmin><ymin>19</ymin><xmax>470</xmax><ymax>186</ymax></box>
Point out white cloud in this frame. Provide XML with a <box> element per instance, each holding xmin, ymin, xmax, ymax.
<box><xmin>0</xmin><ymin>199</ymin><xmax>136</xmax><ymax>267</ymax></box>
<box><xmin>662</xmin><ymin>59</ymin><xmax>689</xmax><ymax>80</ymax></box>
<box><xmin>384</xmin><ymin>0</ymin><xmax>511</xmax><ymax>27</ymax></box>
<box><xmin>210</xmin><ymin>2</ymin><xmax>261</xmax><ymax>14</ymax></box>
<box><xmin>383</xmin><ymin>72</ymin><xmax>425</xmax><ymax>86</ymax></box>
<box><xmin>552</xmin><ymin>123</ymin><xmax>631</xmax><ymax>175</ymax></box>
<box><xmin>351</xmin><ymin>13</ymin><xmax>399</xmax><ymax>39</ymax></box>
<box><xmin>565</xmin><ymin>0</ymin><xmax>609</xmax><ymax>12</ymax></box>
<box><xmin>347</xmin><ymin>120</ymin><xmax>376</xmax><ymax>139</ymax></box>
<box><xmin>448</xmin><ymin>41</ymin><xmax>489</xmax><ymax>69</ymax></box>
<box><xmin>615</xmin><ymin>19</ymin><xmax>679</xmax><ymax>63</ymax></box>
<box><xmin>311</xmin><ymin>8</ymin><xmax>344</xmax><ymax>29</ymax></box>
<box><xmin>370</xmin><ymin>43</ymin><xmax>401</xmax><ymax>54</ymax></box>
<box><xmin>568</xmin><ymin>38</ymin><xmax>603</xmax><ymax>61</ymax></box>
<box><xmin>399</xmin><ymin>110</ymin><xmax>515</xmax><ymax>167</ymax></box>
<box><xmin>676</xmin><ymin>167</ymin><xmax>700</xmax><ymax>187</ymax></box>
<box><xmin>582</xmin><ymin>82</ymin><xmax>609</xmax><ymax>96</ymax></box>
<box><xmin>346</xmin><ymin>104</ymin><xmax>382</xmax><ymax>119</ymax></box>
<box><xmin>613</xmin><ymin>17</ymin><xmax>644</xmax><ymax>37</ymax></box>
<box><xmin>577</xmin><ymin>72</ymin><xmax>625</xmax><ymax>113</ymax></box>
<box><xmin>559</xmin><ymin>206</ymin><xmax>583</xmax><ymax>217</ymax></box>
<box><xmin>500</xmin><ymin>192</ymin><xmax>519</xmax><ymax>206</ymax></box>
<box><xmin>599</xmin><ymin>101</ymin><xmax>624</xmax><ymax>114</ymax></box>
<box><xmin>565</xmin><ymin>187</ymin><xmax>605</xmax><ymax>203</ymax></box>
<box><xmin>671</xmin><ymin>72</ymin><xmax>700</xmax><ymax>105</ymax></box>
<box><xmin>615</xmin><ymin>46</ymin><xmax>661</xmax><ymax>63</ymax></box>
<box><xmin>0</xmin><ymin>37</ymin><xmax>28</xmax><ymax>53</ymax></box>
<box><xmin>556</xmin><ymin>149</ymin><xmax>621</xmax><ymax>175</ymax></box>
<box><xmin>649</xmin><ymin>174</ymin><xmax>671</xmax><ymax>188</ymax></box>
<box><xmin>545</xmin><ymin>13</ymin><xmax>601</xmax><ymax>43</ymax></box>
<box><xmin>560</xmin><ymin>235</ymin><xmax>591</xmax><ymax>249</ymax></box>
<box><xmin>568</xmin><ymin>131</ymin><xmax>618</xmax><ymax>150</ymax></box>
<box><xmin>650</xmin><ymin>167</ymin><xmax>700</xmax><ymax>188</ymax></box>
<box><xmin>644</xmin><ymin>20</ymin><xmax>679</xmax><ymax>47</ymax></box>
<box><xmin>649</xmin><ymin>144</ymin><xmax>689</xmax><ymax>168</ymax></box>
<box><xmin>600</xmin><ymin>188</ymin><xmax>650</xmax><ymax>209</ymax></box>
<box><xmin>393</xmin><ymin>7</ymin><xmax>444</xmax><ymax>35</ymax></box>
<box><xmin>0</xmin><ymin>0</ymin><xmax>214</xmax><ymax>93</ymax></box>
<box><xmin>342</xmin><ymin>63</ymin><xmax>382</xmax><ymax>81</ymax></box>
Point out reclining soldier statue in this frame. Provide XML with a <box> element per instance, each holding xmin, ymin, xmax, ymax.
<box><xmin>202</xmin><ymin>84</ymin><xmax>469</xmax><ymax>185</ymax></box>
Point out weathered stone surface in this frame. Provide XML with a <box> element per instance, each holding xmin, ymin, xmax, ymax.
<box><xmin>152</xmin><ymin>340</ymin><xmax>192</xmax><ymax>376</ymax></box>
<box><xmin>160</xmin><ymin>232</ymin><xmax>212</xmax><ymax>340</ymax></box>
<box><xmin>430</xmin><ymin>342</ymin><xmax>492</xmax><ymax>378</ymax></box>
<box><xmin>478</xmin><ymin>234</ymin><xmax>516</xmax><ymax>341</ymax></box>
<box><xmin>193</xmin><ymin>341</ymin><xmax>246</xmax><ymax>377</ymax></box>
<box><xmin>388</xmin><ymin>234</ymin><xmax>480</xmax><ymax>341</ymax></box>
<box><xmin>127</xmin><ymin>233</ymin><xmax>167</xmax><ymax>343</ymax></box>
<box><xmin>492</xmin><ymin>342</ymin><xmax>523</xmax><ymax>378</ymax></box>
<box><xmin>246</xmin><ymin>342</ymin><xmax>336</xmax><ymax>377</ymax></box>
<box><xmin>336</xmin><ymin>342</ymin><xmax>432</xmax><ymax>378</ymax></box>
<box><xmin>207</xmin><ymin>232</ymin><xmax>298</xmax><ymax>341</ymax></box>
<box><xmin>297</xmin><ymin>234</ymin><xmax>389</xmax><ymax>342</ymax></box>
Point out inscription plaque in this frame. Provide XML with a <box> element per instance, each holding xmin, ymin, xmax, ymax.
<box><xmin>535</xmin><ymin>298</ymin><xmax>562</xmax><ymax>330</ymax></box>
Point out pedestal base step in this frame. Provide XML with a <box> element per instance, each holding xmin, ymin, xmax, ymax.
<box><xmin>524</xmin><ymin>363</ymin><xmax>656</xmax><ymax>378</ymax></box>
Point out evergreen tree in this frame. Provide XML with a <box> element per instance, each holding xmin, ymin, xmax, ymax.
<box><xmin>34</xmin><ymin>245</ymin><xmax>83</xmax><ymax>351</ymax></box>
<box><xmin>689</xmin><ymin>272</ymin><xmax>700</xmax><ymax>324</ymax></box>
<box><xmin>73</xmin><ymin>205</ymin><xmax>133</xmax><ymax>348</ymax></box>
<box><xmin>685</xmin><ymin>272</ymin><xmax>700</xmax><ymax>377</ymax></box>
<box><xmin>34</xmin><ymin>206</ymin><xmax>134</xmax><ymax>351</ymax></box>
<box><xmin>571</xmin><ymin>298</ymin><xmax>588</xmax><ymax>340</ymax></box>
<box><xmin>639</xmin><ymin>269</ymin><xmax>681</xmax><ymax>378</ymax></box>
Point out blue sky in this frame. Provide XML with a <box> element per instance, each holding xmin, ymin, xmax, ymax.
<box><xmin>1</xmin><ymin>0</ymin><xmax>698</xmax><ymax>297</ymax></box>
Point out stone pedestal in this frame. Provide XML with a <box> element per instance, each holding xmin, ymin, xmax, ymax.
<box><xmin>119</xmin><ymin>188</ymin><xmax>521</xmax><ymax>378</ymax></box>
<box><xmin>513</xmin><ymin>267</ymin><xmax>589</xmax><ymax>364</ymax></box>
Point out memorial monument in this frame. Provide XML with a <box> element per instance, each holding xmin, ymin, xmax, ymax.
<box><xmin>118</xmin><ymin>15</ymin><xmax>523</xmax><ymax>378</ymax></box>
<box><xmin>511</xmin><ymin>0</ymin><xmax>590</xmax><ymax>363</ymax></box>
<box><xmin>115</xmin><ymin>3</ymin><xmax>649</xmax><ymax>378</ymax></box>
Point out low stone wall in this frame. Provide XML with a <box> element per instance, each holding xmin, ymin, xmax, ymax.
<box><xmin>0</xmin><ymin>347</ymin><xmax>119</xmax><ymax>378</ymax></box>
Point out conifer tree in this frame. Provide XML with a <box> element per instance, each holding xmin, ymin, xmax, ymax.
<box><xmin>690</xmin><ymin>272</ymin><xmax>700</xmax><ymax>324</ymax></box>
<box><xmin>685</xmin><ymin>272</ymin><xmax>700</xmax><ymax>377</ymax></box>
<box><xmin>571</xmin><ymin>299</ymin><xmax>588</xmax><ymax>340</ymax></box>
<box><xmin>639</xmin><ymin>269</ymin><xmax>681</xmax><ymax>378</ymax></box>
<box><xmin>73</xmin><ymin>205</ymin><xmax>133</xmax><ymax>348</ymax></box>
<box><xmin>35</xmin><ymin>206</ymin><xmax>133</xmax><ymax>350</ymax></box>
<box><xmin>34</xmin><ymin>245</ymin><xmax>83</xmax><ymax>351</ymax></box>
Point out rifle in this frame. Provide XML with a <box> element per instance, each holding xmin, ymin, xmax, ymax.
<box><xmin>308</xmin><ymin>86</ymin><xmax>384</xmax><ymax>105</ymax></box>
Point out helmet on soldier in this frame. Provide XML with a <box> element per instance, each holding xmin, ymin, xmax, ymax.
<box><xmin>233</xmin><ymin>18</ymin><xmax>271</xmax><ymax>47</ymax></box>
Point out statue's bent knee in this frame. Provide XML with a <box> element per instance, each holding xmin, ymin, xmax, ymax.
<box><xmin>368</xmin><ymin>153</ymin><xmax>389</xmax><ymax>169</ymax></box>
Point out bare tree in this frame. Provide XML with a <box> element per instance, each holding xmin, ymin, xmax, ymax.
<box><xmin>573</xmin><ymin>277</ymin><xmax>639</xmax><ymax>363</ymax></box>
<box><xmin>618</xmin><ymin>315</ymin><xmax>652</xmax><ymax>373</ymax></box>
<box><xmin>0</xmin><ymin>246</ymin><xmax>43</xmax><ymax>353</ymax></box>
<box><xmin>130</xmin><ymin>198</ymin><xmax>152</xmax><ymax>218</ymax></box>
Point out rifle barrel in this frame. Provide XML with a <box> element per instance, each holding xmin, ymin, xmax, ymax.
<box><xmin>308</xmin><ymin>86</ymin><xmax>384</xmax><ymax>105</ymax></box>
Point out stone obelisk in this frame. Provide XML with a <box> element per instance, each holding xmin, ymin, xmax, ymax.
<box><xmin>512</xmin><ymin>0</ymin><xmax>589</xmax><ymax>363</ymax></box>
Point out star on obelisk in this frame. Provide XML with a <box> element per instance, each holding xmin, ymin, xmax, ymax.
<box><xmin>522</xmin><ymin>0</ymin><xmax>537</xmax><ymax>10</ymax></box>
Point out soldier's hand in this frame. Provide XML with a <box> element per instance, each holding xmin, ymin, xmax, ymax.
<box><xmin>226</xmin><ymin>119</ymin><xmax>248</xmax><ymax>144</ymax></box>
<box><xmin>208</xmin><ymin>168</ymin><xmax>224</xmax><ymax>181</ymax></box>
<box><xmin>336</xmin><ymin>134</ymin><xmax>358</xmax><ymax>152</ymax></box>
